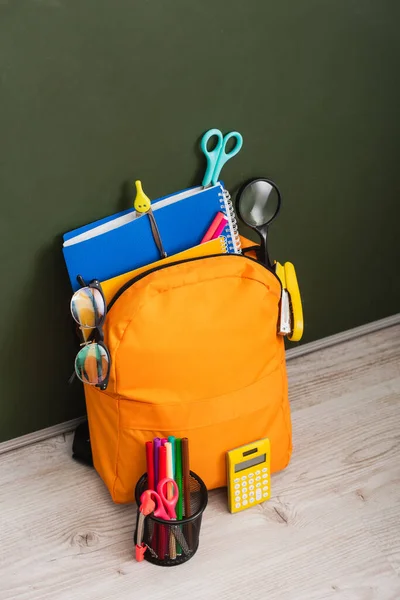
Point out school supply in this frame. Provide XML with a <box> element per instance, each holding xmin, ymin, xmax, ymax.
<box><xmin>135</xmin><ymin>470</ymin><xmax>208</xmax><ymax>566</ymax></box>
<box><xmin>165</xmin><ymin>442</ymin><xmax>176</xmax><ymax>558</ymax></box>
<box><xmin>226</xmin><ymin>438</ymin><xmax>271</xmax><ymax>513</ymax></box>
<box><xmin>236</xmin><ymin>177</ymin><xmax>282</xmax><ymax>269</ymax></box>
<box><xmin>181</xmin><ymin>438</ymin><xmax>193</xmax><ymax>546</ymax></box>
<box><xmin>147</xmin><ymin>436</ymin><xmax>183</xmax><ymax>558</ymax></box>
<box><xmin>159</xmin><ymin>445</ymin><xmax>167</xmax><ymax>481</ymax></box>
<box><xmin>100</xmin><ymin>236</ymin><xmax>227</xmax><ymax>304</ymax></box>
<box><xmin>275</xmin><ymin>262</ymin><xmax>291</xmax><ymax>336</ymax></box>
<box><xmin>201</xmin><ymin>128</ymin><xmax>243</xmax><ymax>187</ymax></box>
<box><xmin>70</xmin><ymin>280</ymin><xmax>110</xmax><ymax>387</ymax></box>
<box><xmin>63</xmin><ymin>183</ymin><xmax>213</xmax><ymax>246</ymax></box>
<box><xmin>158</xmin><ymin>444</ymin><xmax>168</xmax><ymax>558</ymax></box>
<box><xmin>282</xmin><ymin>262</ymin><xmax>304</xmax><ymax>342</ymax></box>
<box><xmin>63</xmin><ymin>182</ymin><xmax>241</xmax><ymax>291</ymax></box>
<box><xmin>201</xmin><ymin>212</ymin><xmax>228</xmax><ymax>244</ymax></box>
<box><xmin>211</xmin><ymin>214</ymin><xmax>229</xmax><ymax>241</ymax></box>
<box><xmin>168</xmin><ymin>436</ymin><xmax>176</xmax><ymax>478</ymax></box>
<box><xmin>153</xmin><ymin>438</ymin><xmax>161</xmax><ymax>488</ymax></box>
<box><xmin>235</xmin><ymin>176</ymin><xmax>303</xmax><ymax>341</ymax></box>
<box><xmin>83</xmin><ymin>240</ymin><xmax>292</xmax><ymax>503</ymax></box>
<box><xmin>181</xmin><ymin>438</ymin><xmax>191</xmax><ymax>520</ymax></box>
<box><xmin>140</xmin><ymin>464</ymin><xmax>190</xmax><ymax>560</ymax></box>
<box><xmin>141</xmin><ymin>478</ymin><xmax>179</xmax><ymax>520</ymax></box>
<box><xmin>175</xmin><ymin>439</ymin><xmax>183</xmax><ymax>521</ymax></box>
<box><xmin>133</xmin><ymin>180</ymin><xmax>167</xmax><ymax>259</ymax></box>
<box><xmin>151</xmin><ymin>437</ymin><xmax>161</xmax><ymax>553</ymax></box>
<box><xmin>139</xmin><ymin>478</ymin><xmax>189</xmax><ymax>560</ymax></box>
<box><xmin>145</xmin><ymin>441</ymin><xmax>155</xmax><ymax>491</ymax></box>
<box><xmin>275</xmin><ymin>261</ymin><xmax>304</xmax><ymax>341</ymax></box>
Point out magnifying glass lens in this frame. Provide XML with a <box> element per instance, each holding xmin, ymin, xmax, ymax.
<box><xmin>239</xmin><ymin>180</ymin><xmax>280</xmax><ymax>227</ymax></box>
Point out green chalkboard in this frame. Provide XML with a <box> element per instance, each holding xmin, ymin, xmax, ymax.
<box><xmin>1</xmin><ymin>0</ymin><xmax>399</xmax><ymax>442</ymax></box>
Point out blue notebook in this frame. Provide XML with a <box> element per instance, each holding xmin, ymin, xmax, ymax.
<box><xmin>63</xmin><ymin>182</ymin><xmax>241</xmax><ymax>290</ymax></box>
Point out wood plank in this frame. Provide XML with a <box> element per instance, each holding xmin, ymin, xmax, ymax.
<box><xmin>1</xmin><ymin>326</ymin><xmax>399</xmax><ymax>600</ymax></box>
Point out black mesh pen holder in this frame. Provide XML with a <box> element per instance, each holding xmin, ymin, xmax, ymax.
<box><xmin>134</xmin><ymin>471</ymin><xmax>208</xmax><ymax>566</ymax></box>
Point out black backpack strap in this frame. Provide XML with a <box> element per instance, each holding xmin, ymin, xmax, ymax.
<box><xmin>72</xmin><ymin>420</ymin><xmax>94</xmax><ymax>467</ymax></box>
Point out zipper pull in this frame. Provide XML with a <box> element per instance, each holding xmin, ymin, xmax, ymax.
<box><xmin>135</xmin><ymin>543</ymin><xmax>147</xmax><ymax>562</ymax></box>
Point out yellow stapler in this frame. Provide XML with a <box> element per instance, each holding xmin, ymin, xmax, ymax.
<box><xmin>275</xmin><ymin>261</ymin><xmax>304</xmax><ymax>342</ymax></box>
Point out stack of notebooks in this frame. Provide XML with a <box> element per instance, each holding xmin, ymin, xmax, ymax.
<box><xmin>63</xmin><ymin>182</ymin><xmax>242</xmax><ymax>304</ymax></box>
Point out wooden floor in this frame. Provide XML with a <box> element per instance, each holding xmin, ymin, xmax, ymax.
<box><xmin>1</xmin><ymin>326</ymin><xmax>400</xmax><ymax>600</ymax></box>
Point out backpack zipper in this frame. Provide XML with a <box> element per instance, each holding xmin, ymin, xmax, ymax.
<box><xmin>107</xmin><ymin>252</ymin><xmax>281</xmax><ymax>312</ymax></box>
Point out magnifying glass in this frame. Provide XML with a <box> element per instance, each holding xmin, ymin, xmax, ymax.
<box><xmin>235</xmin><ymin>178</ymin><xmax>282</xmax><ymax>269</ymax></box>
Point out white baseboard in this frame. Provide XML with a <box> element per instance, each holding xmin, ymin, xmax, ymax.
<box><xmin>285</xmin><ymin>313</ymin><xmax>400</xmax><ymax>360</ymax></box>
<box><xmin>0</xmin><ymin>417</ymin><xmax>87</xmax><ymax>456</ymax></box>
<box><xmin>1</xmin><ymin>313</ymin><xmax>399</xmax><ymax>456</ymax></box>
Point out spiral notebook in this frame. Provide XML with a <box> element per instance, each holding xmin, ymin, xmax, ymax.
<box><xmin>63</xmin><ymin>182</ymin><xmax>241</xmax><ymax>290</ymax></box>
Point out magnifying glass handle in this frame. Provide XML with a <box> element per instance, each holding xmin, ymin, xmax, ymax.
<box><xmin>257</xmin><ymin>227</ymin><xmax>272</xmax><ymax>269</ymax></box>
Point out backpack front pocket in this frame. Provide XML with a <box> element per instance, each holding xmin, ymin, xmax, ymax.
<box><xmin>104</xmin><ymin>254</ymin><xmax>281</xmax><ymax>401</ymax></box>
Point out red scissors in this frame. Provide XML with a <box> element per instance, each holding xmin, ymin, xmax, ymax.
<box><xmin>136</xmin><ymin>478</ymin><xmax>190</xmax><ymax>561</ymax></box>
<box><xmin>141</xmin><ymin>477</ymin><xmax>179</xmax><ymax>520</ymax></box>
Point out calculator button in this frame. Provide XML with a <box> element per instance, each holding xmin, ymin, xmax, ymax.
<box><xmin>256</xmin><ymin>476</ymin><xmax>261</xmax><ymax>481</ymax></box>
<box><xmin>243</xmin><ymin>486</ymin><xmax>248</xmax><ymax>492</ymax></box>
<box><xmin>242</xmin><ymin>493</ymin><xmax>248</xmax><ymax>500</ymax></box>
<box><xmin>256</xmin><ymin>488</ymin><xmax>262</xmax><ymax>500</ymax></box>
<box><xmin>256</xmin><ymin>483</ymin><xmax>261</xmax><ymax>488</ymax></box>
<box><xmin>249</xmin><ymin>485</ymin><xmax>255</xmax><ymax>491</ymax></box>
<box><xmin>263</xmin><ymin>493</ymin><xmax>268</xmax><ymax>498</ymax></box>
<box><xmin>262</xmin><ymin>474</ymin><xmax>268</xmax><ymax>479</ymax></box>
<box><xmin>256</xmin><ymin>470</ymin><xmax>261</xmax><ymax>475</ymax></box>
<box><xmin>262</xmin><ymin>486</ymin><xmax>268</xmax><ymax>492</ymax></box>
<box><xmin>248</xmin><ymin>472</ymin><xmax>254</xmax><ymax>477</ymax></box>
<box><xmin>250</xmin><ymin>497</ymin><xmax>255</xmax><ymax>503</ymax></box>
<box><xmin>242</xmin><ymin>481</ymin><xmax>247</xmax><ymax>487</ymax></box>
<box><xmin>249</xmin><ymin>491</ymin><xmax>255</xmax><ymax>497</ymax></box>
<box><xmin>235</xmin><ymin>489</ymin><xmax>241</xmax><ymax>495</ymax></box>
<box><xmin>235</xmin><ymin>502</ymin><xmax>241</xmax><ymax>509</ymax></box>
<box><xmin>262</xmin><ymin>467</ymin><xmax>267</xmax><ymax>472</ymax></box>
<box><xmin>241</xmin><ymin>476</ymin><xmax>247</xmax><ymax>480</ymax></box>
<box><xmin>249</xmin><ymin>478</ymin><xmax>254</xmax><ymax>484</ymax></box>
<box><xmin>242</xmin><ymin>500</ymin><xmax>248</xmax><ymax>506</ymax></box>
<box><xmin>234</xmin><ymin>478</ymin><xmax>240</xmax><ymax>483</ymax></box>
<box><xmin>235</xmin><ymin>484</ymin><xmax>240</xmax><ymax>490</ymax></box>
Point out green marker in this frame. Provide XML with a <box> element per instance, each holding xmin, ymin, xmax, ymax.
<box><xmin>168</xmin><ymin>436</ymin><xmax>176</xmax><ymax>479</ymax></box>
<box><xmin>175</xmin><ymin>438</ymin><xmax>183</xmax><ymax>519</ymax></box>
<box><xmin>175</xmin><ymin>438</ymin><xmax>183</xmax><ymax>555</ymax></box>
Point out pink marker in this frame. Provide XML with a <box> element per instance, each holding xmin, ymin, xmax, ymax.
<box><xmin>201</xmin><ymin>212</ymin><xmax>226</xmax><ymax>243</ymax></box>
<box><xmin>210</xmin><ymin>214</ymin><xmax>228</xmax><ymax>240</ymax></box>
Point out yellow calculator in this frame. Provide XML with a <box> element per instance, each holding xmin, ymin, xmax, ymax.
<box><xmin>226</xmin><ymin>438</ymin><xmax>271</xmax><ymax>513</ymax></box>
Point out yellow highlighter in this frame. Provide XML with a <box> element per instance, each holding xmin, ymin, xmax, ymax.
<box><xmin>227</xmin><ymin>438</ymin><xmax>271</xmax><ymax>513</ymax></box>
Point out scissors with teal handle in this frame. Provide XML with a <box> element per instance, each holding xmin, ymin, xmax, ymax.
<box><xmin>201</xmin><ymin>128</ymin><xmax>243</xmax><ymax>187</ymax></box>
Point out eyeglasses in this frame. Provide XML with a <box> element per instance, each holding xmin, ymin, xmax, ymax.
<box><xmin>70</xmin><ymin>279</ymin><xmax>110</xmax><ymax>389</ymax></box>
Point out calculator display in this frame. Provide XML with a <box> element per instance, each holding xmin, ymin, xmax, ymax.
<box><xmin>234</xmin><ymin>453</ymin><xmax>266</xmax><ymax>472</ymax></box>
